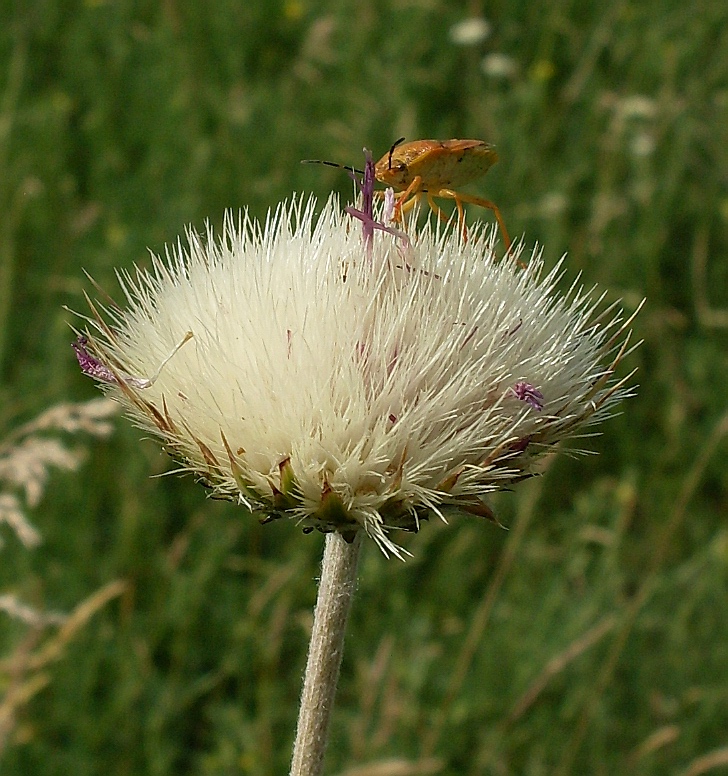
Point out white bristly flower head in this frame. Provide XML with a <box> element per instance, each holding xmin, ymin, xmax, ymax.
<box><xmin>74</xmin><ymin>162</ymin><xmax>640</xmax><ymax>557</ymax></box>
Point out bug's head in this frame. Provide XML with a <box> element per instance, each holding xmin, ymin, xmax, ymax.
<box><xmin>374</xmin><ymin>138</ymin><xmax>412</xmax><ymax>188</ymax></box>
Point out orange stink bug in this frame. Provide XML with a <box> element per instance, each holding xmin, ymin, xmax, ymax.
<box><xmin>304</xmin><ymin>138</ymin><xmax>511</xmax><ymax>250</ymax></box>
<box><xmin>375</xmin><ymin>138</ymin><xmax>511</xmax><ymax>250</ymax></box>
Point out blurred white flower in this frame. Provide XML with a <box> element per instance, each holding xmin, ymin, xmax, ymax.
<box><xmin>449</xmin><ymin>17</ymin><xmax>491</xmax><ymax>46</ymax></box>
<box><xmin>481</xmin><ymin>53</ymin><xmax>519</xmax><ymax>79</ymax></box>
<box><xmin>75</xmin><ymin>192</ymin><xmax>639</xmax><ymax>557</ymax></box>
<box><xmin>629</xmin><ymin>132</ymin><xmax>656</xmax><ymax>157</ymax></box>
<box><xmin>617</xmin><ymin>95</ymin><xmax>657</xmax><ymax>121</ymax></box>
<box><xmin>538</xmin><ymin>192</ymin><xmax>569</xmax><ymax>218</ymax></box>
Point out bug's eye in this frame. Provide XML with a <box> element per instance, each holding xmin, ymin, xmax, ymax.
<box><xmin>394</xmin><ymin>164</ymin><xmax>407</xmax><ymax>172</ymax></box>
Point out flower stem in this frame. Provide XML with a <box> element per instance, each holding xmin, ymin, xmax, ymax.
<box><xmin>290</xmin><ymin>531</ymin><xmax>363</xmax><ymax>776</ymax></box>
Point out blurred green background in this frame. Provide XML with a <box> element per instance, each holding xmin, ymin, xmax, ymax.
<box><xmin>1</xmin><ymin>0</ymin><xmax>727</xmax><ymax>774</ymax></box>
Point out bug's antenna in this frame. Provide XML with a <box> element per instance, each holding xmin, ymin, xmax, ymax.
<box><xmin>301</xmin><ymin>159</ymin><xmax>365</xmax><ymax>175</ymax></box>
<box><xmin>388</xmin><ymin>137</ymin><xmax>406</xmax><ymax>169</ymax></box>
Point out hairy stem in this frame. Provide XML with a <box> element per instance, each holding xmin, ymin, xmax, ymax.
<box><xmin>290</xmin><ymin>531</ymin><xmax>363</xmax><ymax>776</ymax></box>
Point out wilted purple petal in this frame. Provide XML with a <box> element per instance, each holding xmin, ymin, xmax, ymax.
<box><xmin>512</xmin><ymin>381</ymin><xmax>544</xmax><ymax>411</ymax></box>
<box><xmin>362</xmin><ymin>148</ymin><xmax>375</xmax><ymax>224</ymax></box>
<box><xmin>345</xmin><ymin>149</ymin><xmax>410</xmax><ymax>251</ymax></box>
<box><xmin>72</xmin><ymin>336</ymin><xmax>119</xmax><ymax>384</ymax></box>
<box><xmin>73</xmin><ymin>332</ymin><xmax>192</xmax><ymax>389</ymax></box>
<box><xmin>344</xmin><ymin>204</ymin><xmax>404</xmax><ymax>241</ymax></box>
<box><xmin>344</xmin><ymin>148</ymin><xmax>376</xmax><ymax>247</ymax></box>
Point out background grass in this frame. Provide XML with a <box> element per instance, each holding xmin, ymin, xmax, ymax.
<box><xmin>1</xmin><ymin>0</ymin><xmax>727</xmax><ymax>774</ymax></box>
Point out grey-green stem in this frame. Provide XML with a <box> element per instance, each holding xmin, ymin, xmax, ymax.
<box><xmin>290</xmin><ymin>531</ymin><xmax>363</xmax><ymax>776</ymax></box>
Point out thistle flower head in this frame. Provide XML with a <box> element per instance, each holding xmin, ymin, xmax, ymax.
<box><xmin>74</xmin><ymin>171</ymin><xmax>640</xmax><ymax>557</ymax></box>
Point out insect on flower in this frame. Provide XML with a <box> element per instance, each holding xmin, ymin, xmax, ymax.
<box><xmin>304</xmin><ymin>138</ymin><xmax>512</xmax><ymax>249</ymax></box>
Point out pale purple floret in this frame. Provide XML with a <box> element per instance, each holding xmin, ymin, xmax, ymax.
<box><xmin>512</xmin><ymin>381</ymin><xmax>544</xmax><ymax>411</ymax></box>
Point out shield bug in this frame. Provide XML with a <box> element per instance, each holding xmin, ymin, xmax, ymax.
<box><xmin>304</xmin><ymin>138</ymin><xmax>511</xmax><ymax>249</ymax></box>
<box><xmin>375</xmin><ymin>138</ymin><xmax>511</xmax><ymax>249</ymax></box>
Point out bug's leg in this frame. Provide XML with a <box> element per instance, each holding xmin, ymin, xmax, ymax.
<box><xmin>393</xmin><ymin>176</ymin><xmax>423</xmax><ymax>223</ymax></box>
<box><xmin>398</xmin><ymin>192</ymin><xmax>421</xmax><ymax>214</ymax></box>
<box><xmin>429</xmin><ymin>192</ymin><xmax>469</xmax><ymax>241</ymax></box>
<box><xmin>394</xmin><ymin>192</ymin><xmax>423</xmax><ymax>232</ymax></box>
<box><xmin>426</xmin><ymin>193</ymin><xmax>451</xmax><ymax>224</ymax></box>
<box><xmin>452</xmin><ymin>195</ymin><xmax>468</xmax><ymax>241</ymax></box>
<box><xmin>439</xmin><ymin>190</ymin><xmax>512</xmax><ymax>253</ymax></box>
